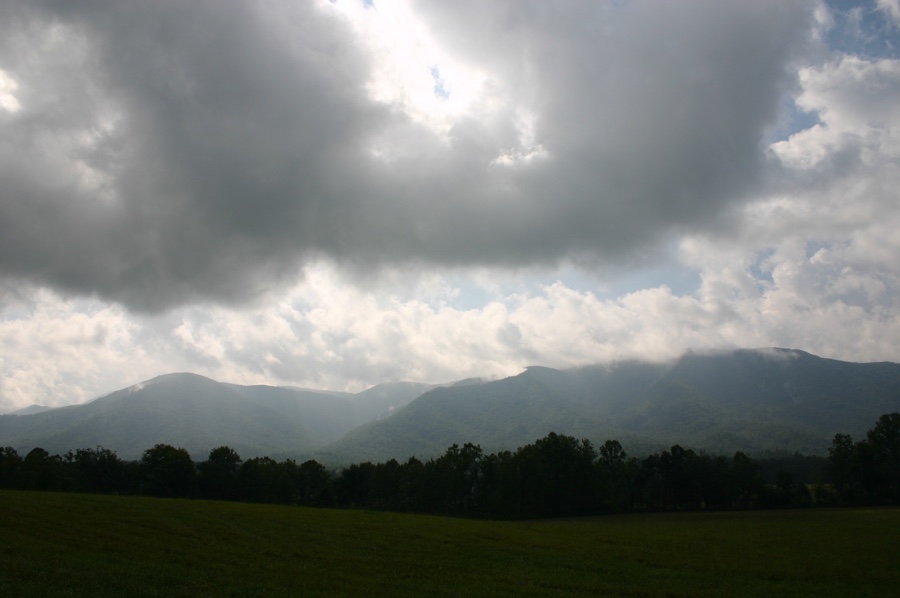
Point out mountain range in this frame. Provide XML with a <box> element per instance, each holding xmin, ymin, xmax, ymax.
<box><xmin>0</xmin><ymin>374</ymin><xmax>434</xmax><ymax>461</ymax></box>
<box><xmin>2</xmin><ymin>348</ymin><xmax>899</xmax><ymax>464</ymax></box>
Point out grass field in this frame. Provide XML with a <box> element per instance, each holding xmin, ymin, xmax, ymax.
<box><xmin>1</xmin><ymin>491</ymin><xmax>897</xmax><ymax>597</ymax></box>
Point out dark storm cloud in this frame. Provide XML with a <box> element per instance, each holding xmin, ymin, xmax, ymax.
<box><xmin>0</xmin><ymin>0</ymin><xmax>814</xmax><ymax>312</ymax></box>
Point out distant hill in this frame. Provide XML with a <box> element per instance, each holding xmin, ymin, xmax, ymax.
<box><xmin>8</xmin><ymin>404</ymin><xmax>53</xmax><ymax>416</ymax></box>
<box><xmin>0</xmin><ymin>374</ymin><xmax>433</xmax><ymax>460</ymax></box>
<box><xmin>318</xmin><ymin>349</ymin><xmax>900</xmax><ymax>463</ymax></box>
<box><xmin>3</xmin><ymin>349</ymin><xmax>899</xmax><ymax>464</ymax></box>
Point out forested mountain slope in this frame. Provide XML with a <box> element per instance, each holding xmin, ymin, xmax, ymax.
<box><xmin>320</xmin><ymin>349</ymin><xmax>900</xmax><ymax>463</ymax></box>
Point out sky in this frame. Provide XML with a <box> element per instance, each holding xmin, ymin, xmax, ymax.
<box><xmin>1</xmin><ymin>0</ymin><xmax>899</xmax><ymax>411</ymax></box>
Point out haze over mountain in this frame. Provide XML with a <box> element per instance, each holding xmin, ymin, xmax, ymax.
<box><xmin>0</xmin><ymin>373</ymin><xmax>432</xmax><ymax>461</ymax></box>
<box><xmin>2</xmin><ymin>349</ymin><xmax>899</xmax><ymax>464</ymax></box>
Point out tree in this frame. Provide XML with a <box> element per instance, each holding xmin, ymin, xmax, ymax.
<box><xmin>297</xmin><ymin>459</ymin><xmax>334</xmax><ymax>507</ymax></box>
<box><xmin>827</xmin><ymin>414</ymin><xmax>900</xmax><ymax>505</ymax></box>
<box><xmin>514</xmin><ymin>433</ymin><xmax>596</xmax><ymax>517</ymax></box>
<box><xmin>731</xmin><ymin>451</ymin><xmax>763</xmax><ymax>509</ymax></box>
<box><xmin>0</xmin><ymin>447</ymin><xmax>22</xmax><ymax>488</ymax></box>
<box><xmin>637</xmin><ymin>446</ymin><xmax>716</xmax><ymax>511</ymax></box>
<box><xmin>334</xmin><ymin>461</ymin><xmax>376</xmax><ymax>508</ymax></box>
<box><xmin>68</xmin><ymin>446</ymin><xmax>129</xmax><ymax>494</ymax></box>
<box><xmin>23</xmin><ymin>447</ymin><xmax>64</xmax><ymax>491</ymax></box>
<box><xmin>763</xmin><ymin>470</ymin><xmax>812</xmax><ymax>508</ymax></box>
<box><xmin>198</xmin><ymin>446</ymin><xmax>242</xmax><ymax>500</ymax></box>
<box><xmin>596</xmin><ymin>440</ymin><xmax>630</xmax><ymax>512</ymax></box>
<box><xmin>141</xmin><ymin>444</ymin><xmax>197</xmax><ymax>498</ymax></box>
<box><xmin>361</xmin><ymin>458</ymin><xmax>403</xmax><ymax>511</ymax></box>
<box><xmin>866</xmin><ymin>413</ymin><xmax>900</xmax><ymax>503</ymax></box>
<box><xmin>237</xmin><ymin>457</ymin><xmax>297</xmax><ymax>504</ymax></box>
<box><xmin>398</xmin><ymin>457</ymin><xmax>427</xmax><ymax>512</ymax></box>
<box><xmin>474</xmin><ymin>450</ymin><xmax>518</xmax><ymax>517</ymax></box>
<box><xmin>828</xmin><ymin>433</ymin><xmax>858</xmax><ymax>503</ymax></box>
<box><xmin>428</xmin><ymin>443</ymin><xmax>484</xmax><ymax>514</ymax></box>
<box><xmin>662</xmin><ymin>445</ymin><xmax>708</xmax><ymax>510</ymax></box>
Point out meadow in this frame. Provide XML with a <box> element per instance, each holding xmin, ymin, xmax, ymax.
<box><xmin>1</xmin><ymin>490</ymin><xmax>897</xmax><ymax>597</ymax></box>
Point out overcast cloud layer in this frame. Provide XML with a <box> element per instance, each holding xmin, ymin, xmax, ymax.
<box><xmin>2</xmin><ymin>0</ymin><xmax>900</xmax><ymax>410</ymax></box>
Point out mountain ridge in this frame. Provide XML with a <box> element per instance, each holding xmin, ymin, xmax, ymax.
<box><xmin>2</xmin><ymin>348</ymin><xmax>899</xmax><ymax>464</ymax></box>
<box><xmin>319</xmin><ymin>348</ymin><xmax>900</xmax><ymax>462</ymax></box>
<box><xmin>0</xmin><ymin>373</ymin><xmax>433</xmax><ymax>460</ymax></box>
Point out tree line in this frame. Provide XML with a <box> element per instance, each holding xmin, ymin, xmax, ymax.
<box><xmin>1</xmin><ymin>413</ymin><xmax>897</xmax><ymax>518</ymax></box>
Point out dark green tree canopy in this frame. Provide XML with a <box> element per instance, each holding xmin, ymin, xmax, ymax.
<box><xmin>141</xmin><ymin>444</ymin><xmax>196</xmax><ymax>498</ymax></box>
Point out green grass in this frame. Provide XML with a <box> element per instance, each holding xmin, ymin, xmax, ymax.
<box><xmin>1</xmin><ymin>491</ymin><xmax>897</xmax><ymax>597</ymax></box>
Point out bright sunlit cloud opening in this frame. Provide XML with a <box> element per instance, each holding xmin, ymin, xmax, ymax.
<box><xmin>0</xmin><ymin>69</ymin><xmax>21</xmax><ymax>113</ymax></box>
<box><xmin>325</xmin><ymin>0</ymin><xmax>486</xmax><ymax>136</ymax></box>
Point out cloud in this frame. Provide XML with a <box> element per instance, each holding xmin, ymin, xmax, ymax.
<box><xmin>0</xmin><ymin>0</ymin><xmax>814</xmax><ymax>312</ymax></box>
<box><xmin>877</xmin><ymin>0</ymin><xmax>900</xmax><ymax>27</ymax></box>
<box><xmin>3</xmin><ymin>1</ymin><xmax>900</xmax><ymax>412</ymax></box>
